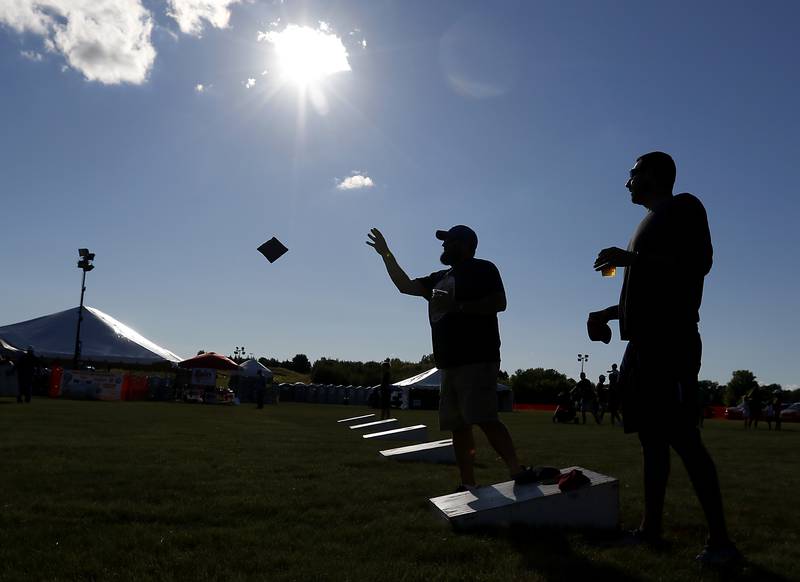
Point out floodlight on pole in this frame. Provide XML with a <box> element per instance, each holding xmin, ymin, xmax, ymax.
<box><xmin>73</xmin><ymin>248</ymin><xmax>96</xmax><ymax>368</ymax></box>
<box><xmin>578</xmin><ymin>353</ymin><xmax>590</xmax><ymax>374</ymax></box>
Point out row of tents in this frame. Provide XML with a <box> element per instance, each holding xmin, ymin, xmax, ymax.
<box><xmin>0</xmin><ymin>306</ymin><xmax>513</xmax><ymax>411</ymax></box>
<box><xmin>275</xmin><ymin>368</ymin><xmax>514</xmax><ymax>412</ymax></box>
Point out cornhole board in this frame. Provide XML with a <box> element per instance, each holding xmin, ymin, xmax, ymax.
<box><xmin>429</xmin><ymin>466</ymin><xmax>618</xmax><ymax>531</ymax></box>
<box><xmin>337</xmin><ymin>414</ymin><xmax>375</xmax><ymax>425</ymax></box>
<box><xmin>362</xmin><ymin>424</ymin><xmax>428</xmax><ymax>442</ymax></box>
<box><xmin>349</xmin><ymin>418</ymin><xmax>398</xmax><ymax>432</ymax></box>
<box><xmin>379</xmin><ymin>439</ymin><xmax>455</xmax><ymax>464</ymax></box>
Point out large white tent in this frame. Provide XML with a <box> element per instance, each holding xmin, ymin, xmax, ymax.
<box><xmin>393</xmin><ymin>367</ymin><xmax>514</xmax><ymax>411</ymax></box>
<box><xmin>239</xmin><ymin>359</ymin><xmax>273</xmax><ymax>379</ymax></box>
<box><xmin>0</xmin><ymin>306</ymin><xmax>182</xmax><ymax>365</ymax></box>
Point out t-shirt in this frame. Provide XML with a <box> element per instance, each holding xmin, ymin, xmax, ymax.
<box><xmin>619</xmin><ymin>193</ymin><xmax>712</xmax><ymax>341</ymax></box>
<box><xmin>414</xmin><ymin>258</ymin><xmax>504</xmax><ymax>369</ymax></box>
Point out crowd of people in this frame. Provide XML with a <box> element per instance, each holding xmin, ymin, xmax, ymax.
<box><xmin>741</xmin><ymin>386</ymin><xmax>783</xmax><ymax>431</ymax></box>
<box><xmin>553</xmin><ymin>366</ymin><xmax>623</xmax><ymax>426</ymax></box>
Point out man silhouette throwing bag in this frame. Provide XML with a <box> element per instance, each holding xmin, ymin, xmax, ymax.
<box><xmin>368</xmin><ymin>225</ymin><xmax>536</xmax><ymax>492</ymax></box>
<box><xmin>588</xmin><ymin>152</ymin><xmax>739</xmax><ymax>565</ymax></box>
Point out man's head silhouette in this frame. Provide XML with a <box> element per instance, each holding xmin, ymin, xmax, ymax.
<box><xmin>580</xmin><ymin>372</ymin><xmax>586</xmax><ymax>380</ymax></box>
<box><xmin>626</xmin><ymin>151</ymin><xmax>676</xmax><ymax>208</ymax></box>
<box><xmin>436</xmin><ymin>225</ymin><xmax>477</xmax><ymax>266</ymax></box>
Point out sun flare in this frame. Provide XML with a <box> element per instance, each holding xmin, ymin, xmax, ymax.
<box><xmin>264</xmin><ymin>23</ymin><xmax>351</xmax><ymax>88</ymax></box>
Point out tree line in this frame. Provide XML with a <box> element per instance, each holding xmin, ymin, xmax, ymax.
<box><xmin>251</xmin><ymin>351</ymin><xmax>798</xmax><ymax>405</ymax></box>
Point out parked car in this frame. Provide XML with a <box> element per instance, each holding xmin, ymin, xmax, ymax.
<box><xmin>779</xmin><ymin>403</ymin><xmax>800</xmax><ymax>422</ymax></box>
<box><xmin>724</xmin><ymin>405</ymin><xmax>745</xmax><ymax>420</ymax></box>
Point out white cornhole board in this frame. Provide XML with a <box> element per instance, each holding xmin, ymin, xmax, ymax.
<box><xmin>337</xmin><ymin>414</ymin><xmax>375</xmax><ymax>425</ymax></box>
<box><xmin>362</xmin><ymin>424</ymin><xmax>428</xmax><ymax>442</ymax></box>
<box><xmin>429</xmin><ymin>466</ymin><xmax>618</xmax><ymax>531</ymax></box>
<box><xmin>349</xmin><ymin>418</ymin><xmax>398</xmax><ymax>432</ymax></box>
<box><xmin>379</xmin><ymin>439</ymin><xmax>455</xmax><ymax>464</ymax></box>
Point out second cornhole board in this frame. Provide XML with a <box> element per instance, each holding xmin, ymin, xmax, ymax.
<box><xmin>429</xmin><ymin>466</ymin><xmax>619</xmax><ymax>530</ymax></box>
<box><xmin>349</xmin><ymin>418</ymin><xmax>398</xmax><ymax>432</ymax></box>
<box><xmin>337</xmin><ymin>414</ymin><xmax>375</xmax><ymax>425</ymax></box>
<box><xmin>379</xmin><ymin>439</ymin><xmax>455</xmax><ymax>464</ymax></box>
<box><xmin>362</xmin><ymin>424</ymin><xmax>428</xmax><ymax>442</ymax></box>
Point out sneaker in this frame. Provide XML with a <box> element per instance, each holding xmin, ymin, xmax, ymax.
<box><xmin>696</xmin><ymin>542</ymin><xmax>743</xmax><ymax>566</ymax></box>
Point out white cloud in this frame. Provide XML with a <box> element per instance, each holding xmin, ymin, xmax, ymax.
<box><xmin>0</xmin><ymin>0</ymin><xmax>156</xmax><ymax>85</ymax></box>
<box><xmin>336</xmin><ymin>174</ymin><xmax>374</xmax><ymax>191</ymax></box>
<box><xmin>244</xmin><ymin>77</ymin><xmax>255</xmax><ymax>88</ymax></box>
<box><xmin>167</xmin><ymin>0</ymin><xmax>241</xmax><ymax>36</ymax></box>
<box><xmin>195</xmin><ymin>83</ymin><xmax>205</xmax><ymax>92</ymax></box>
<box><xmin>20</xmin><ymin>50</ymin><xmax>43</xmax><ymax>61</ymax></box>
<box><xmin>361</xmin><ymin>39</ymin><xmax>367</xmax><ymax>48</ymax></box>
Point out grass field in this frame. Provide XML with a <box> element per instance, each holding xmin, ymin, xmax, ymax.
<box><xmin>1</xmin><ymin>399</ymin><xmax>797</xmax><ymax>582</ymax></box>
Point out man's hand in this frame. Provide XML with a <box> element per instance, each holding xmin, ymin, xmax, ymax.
<box><xmin>366</xmin><ymin>228</ymin><xmax>391</xmax><ymax>258</ymax></box>
<box><xmin>587</xmin><ymin>318</ymin><xmax>612</xmax><ymax>344</ymax></box>
<box><xmin>587</xmin><ymin>308</ymin><xmax>614</xmax><ymax>344</ymax></box>
<box><xmin>593</xmin><ymin>247</ymin><xmax>636</xmax><ymax>272</ymax></box>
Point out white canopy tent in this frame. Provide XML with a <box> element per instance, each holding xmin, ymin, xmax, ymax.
<box><xmin>393</xmin><ymin>367</ymin><xmax>514</xmax><ymax>411</ymax></box>
<box><xmin>0</xmin><ymin>306</ymin><xmax>182</xmax><ymax>365</ymax></box>
<box><xmin>239</xmin><ymin>359</ymin><xmax>274</xmax><ymax>379</ymax></box>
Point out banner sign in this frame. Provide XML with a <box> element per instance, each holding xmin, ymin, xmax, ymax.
<box><xmin>60</xmin><ymin>370</ymin><xmax>124</xmax><ymax>400</ymax></box>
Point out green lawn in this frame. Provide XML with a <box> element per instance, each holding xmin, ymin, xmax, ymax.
<box><xmin>0</xmin><ymin>399</ymin><xmax>797</xmax><ymax>581</ymax></box>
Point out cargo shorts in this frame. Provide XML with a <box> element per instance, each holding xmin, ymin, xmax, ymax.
<box><xmin>439</xmin><ymin>362</ymin><xmax>500</xmax><ymax>431</ymax></box>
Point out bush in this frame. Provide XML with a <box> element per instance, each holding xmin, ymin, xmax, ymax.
<box><xmin>510</xmin><ymin>368</ymin><xmax>575</xmax><ymax>404</ymax></box>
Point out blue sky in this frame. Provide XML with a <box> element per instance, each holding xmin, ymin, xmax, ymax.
<box><xmin>1</xmin><ymin>0</ymin><xmax>798</xmax><ymax>387</ymax></box>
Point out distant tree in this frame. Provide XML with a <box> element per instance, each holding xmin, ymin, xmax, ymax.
<box><xmin>291</xmin><ymin>354</ymin><xmax>312</xmax><ymax>374</ymax></box>
<box><xmin>698</xmin><ymin>380</ymin><xmax>723</xmax><ymax>405</ymax></box>
<box><xmin>760</xmin><ymin>383</ymin><xmax>782</xmax><ymax>398</ymax></box>
<box><xmin>196</xmin><ymin>350</ymin><xmax>205</xmax><ymax>355</ymax></box>
<box><xmin>510</xmin><ymin>368</ymin><xmax>575</xmax><ymax>404</ymax></box>
<box><xmin>419</xmin><ymin>354</ymin><xmax>435</xmax><ymax>365</ymax></box>
<box><xmin>498</xmin><ymin>369</ymin><xmax>510</xmax><ymax>382</ymax></box>
<box><xmin>725</xmin><ymin>370</ymin><xmax>758</xmax><ymax>406</ymax></box>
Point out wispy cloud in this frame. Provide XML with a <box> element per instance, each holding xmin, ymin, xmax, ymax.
<box><xmin>195</xmin><ymin>83</ymin><xmax>206</xmax><ymax>92</ymax></box>
<box><xmin>19</xmin><ymin>50</ymin><xmax>43</xmax><ymax>62</ymax></box>
<box><xmin>167</xmin><ymin>0</ymin><xmax>242</xmax><ymax>36</ymax></box>
<box><xmin>0</xmin><ymin>0</ymin><xmax>156</xmax><ymax>85</ymax></box>
<box><xmin>336</xmin><ymin>173</ymin><xmax>375</xmax><ymax>191</ymax></box>
<box><xmin>244</xmin><ymin>77</ymin><xmax>255</xmax><ymax>89</ymax></box>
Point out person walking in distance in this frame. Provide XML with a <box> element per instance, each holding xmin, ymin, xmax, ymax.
<box><xmin>379</xmin><ymin>360</ymin><xmax>392</xmax><ymax>420</ymax></box>
<box><xmin>574</xmin><ymin>372</ymin><xmax>595</xmax><ymax>425</ymax></box>
<box><xmin>596</xmin><ymin>374</ymin><xmax>608</xmax><ymax>424</ymax></box>
<box><xmin>255</xmin><ymin>370</ymin><xmax>266</xmax><ymax>409</ymax></box>
<box><xmin>607</xmin><ymin>364</ymin><xmax>623</xmax><ymax>427</ymax></box>
<box><xmin>367</xmin><ymin>225</ymin><xmax>537</xmax><ymax>491</ymax></box>
<box><xmin>587</xmin><ymin>152</ymin><xmax>739</xmax><ymax>565</ymax></box>
<box><xmin>16</xmin><ymin>347</ymin><xmax>38</xmax><ymax>404</ymax></box>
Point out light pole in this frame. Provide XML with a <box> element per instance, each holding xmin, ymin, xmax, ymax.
<box><xmin>73</xmin><ymin>248</ymin><xmax>95</xmax><ymax>369</ymax></box>
<box><xmin>577</xmin><ymin>353</ymin><xmax>589</xmax><ymax>375</ymax></box>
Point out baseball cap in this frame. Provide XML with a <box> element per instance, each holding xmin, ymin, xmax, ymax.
<box><xmin>435</xmin><ymin>225</ymin><xmax>478</xmax><ymax>250</ymax></box>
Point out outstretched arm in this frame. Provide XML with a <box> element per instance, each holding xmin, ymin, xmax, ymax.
<box><xmin>366</xmin><ymin>228</ymin><xmax>427</xmax><ymax>297</ymax></box>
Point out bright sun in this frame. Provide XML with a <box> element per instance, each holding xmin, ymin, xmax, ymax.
<box><xmin>264</xmin><ymin>23</ymin><xmax>351</xmax><ymax>88</ymax></box>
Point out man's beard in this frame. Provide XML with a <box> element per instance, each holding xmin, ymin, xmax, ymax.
<box><xmin>440</xmin><ymin>250</ymin><xmax>454</xmax><ymax>265</ymax></box>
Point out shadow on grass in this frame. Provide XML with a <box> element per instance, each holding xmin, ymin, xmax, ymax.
<box><xmin>470</xmin><ymin>524</ymin><xmax>643</xmax><ymax>582</ymax></box>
